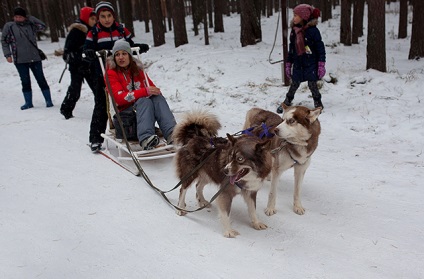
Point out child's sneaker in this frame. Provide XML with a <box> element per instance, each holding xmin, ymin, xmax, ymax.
<box><xmin>140</xmin><ymin>135</ymin><xmax>159</xmax><ymax>150</ymax></box>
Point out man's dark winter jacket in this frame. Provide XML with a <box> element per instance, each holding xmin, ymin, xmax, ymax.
<box><xmin>287</xmin><ymin>19</ymin><xmax>326</xmax><ymax>82</ymax></box>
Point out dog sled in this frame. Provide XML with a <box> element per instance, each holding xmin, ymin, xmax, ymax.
<box><xmin>90</xmin><ymin>47</ymin><xmax>176</xmax><ymax>175</ymax></box>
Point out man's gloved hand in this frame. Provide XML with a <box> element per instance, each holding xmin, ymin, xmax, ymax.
<box><xmin>83</xmin><ymin>49</ymin><xmax>97</xmax><ymax>60</ymax></box>
<box><xmin>134</xmin><ymin>43</ymin><xmax>149</xmax><ymax>54</ymax></box>
<box><xmin>285</xmin><ymin>62</ymin><xmax>292</xmax><ymax>80</ymax></box>
<box><xmin>318</xmin><ymin>61</ymin><xmax>326</xmax><ymax>79</ymax></box>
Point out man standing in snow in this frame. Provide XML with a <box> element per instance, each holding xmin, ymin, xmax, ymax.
<box><xmin>1</xmin><ymin>7</ymin><xmax>53</xmax><ymax>110</ymax></box>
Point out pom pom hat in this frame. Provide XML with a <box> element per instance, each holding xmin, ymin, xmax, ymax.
<box><xmin>293</xmin><ymin>4</ymin><xmax>320</xmax><ymax>21</ymax></box>
<box><xmin>14</xmin><ymin>7</ymin><xmax>27</xmax><ymax>17</ymax></box>
<box><xmin>95</xmin><ymin>1</ymin><xmax>115</xmax><ymax>16</ymax></box>
<box><xmin>112</xmin><ymin>39</ymin><xmax>131</xmax><ymax>56</ymax></box>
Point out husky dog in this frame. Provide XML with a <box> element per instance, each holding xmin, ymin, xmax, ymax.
<box><xmin>243</xmin><ymin>104</ymin><xmax>321</xmax><ymax>216</ymax></box>
<box><xmin>173</xmin><ymin>110</ymin><xmax>273</xmax><ymax>238</ymax></box>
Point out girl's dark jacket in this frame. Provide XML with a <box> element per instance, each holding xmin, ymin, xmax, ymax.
<box><xmin>287</xmin><ymin>18</ymin><xmax>326</xmax><ymax>82</ymax></box>
<box><xmin>63</xmin><ymin>19</ymin><xmax>91</xmax><ymax>72</ymax></box>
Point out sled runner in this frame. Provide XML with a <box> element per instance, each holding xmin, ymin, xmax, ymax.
<box><xmin>89</xmin><ymin>47</ymin><xmax>176</xmax><ymax>175</ymax></box>
<box><xmin>100</xmin><ymin>132</ymin><xmax>176</xmax><ymax>175</ymax></box>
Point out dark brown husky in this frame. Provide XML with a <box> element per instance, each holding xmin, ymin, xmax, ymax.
<box><xmin>173</xmin><ymin>110</ymin><xmax>273</xmax><ymax>238</ymax></box>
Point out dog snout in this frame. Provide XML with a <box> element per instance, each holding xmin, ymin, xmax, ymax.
<box><xmin>223</xmin><ymin>165</ymin><xmax>229</xmax><ymax>175</ymax></box>
<box><xmin>274</xmin><ymin>127</ymin><xmax>279</xmax><ymax>134</ymax></box>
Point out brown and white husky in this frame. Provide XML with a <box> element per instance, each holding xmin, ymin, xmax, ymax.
<box><xmin>173</xmin><ymin>110</ymin><xmax>273</xmax><ymax>238</ymax></box>
<box><xmin>243</xmin><ymin>104</ymin><xmax>322</xmax><ymax>216</ymax></box>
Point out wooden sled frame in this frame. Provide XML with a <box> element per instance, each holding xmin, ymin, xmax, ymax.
<box><xmin>94</xmin><ymin>47</ymin><xmax>176</xmax><ymax>175</ymax></box>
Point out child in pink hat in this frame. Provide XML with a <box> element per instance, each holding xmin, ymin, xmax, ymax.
<box><xmin>277</xmin><ymin>4</ymin><xmax>326</xmax><ymax>112</ymax></box>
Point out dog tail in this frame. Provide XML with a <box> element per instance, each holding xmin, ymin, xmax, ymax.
<box><xmin>173</xmin><ymin>110</ymin><xmax>221</xmax><ymax>145</ymax></box>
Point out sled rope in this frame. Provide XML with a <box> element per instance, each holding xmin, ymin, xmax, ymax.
<box><xmin>100</xmin><ymin>49</ymin><xmax>228</xmax><ymax>213</ymax></box>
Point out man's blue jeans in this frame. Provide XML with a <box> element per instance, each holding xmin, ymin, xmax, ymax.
<box><xmin>15</xmin><ymin>61</ymin><xmax>50</xmax><ymax>93</ymax></box>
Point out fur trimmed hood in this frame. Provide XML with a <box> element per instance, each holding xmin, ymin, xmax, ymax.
<box><xmin>106</xmin><ymin>55</ymin><xmax>144</xmax><ymax>70</ymax></box>
<box><xmin>68</xmin><ymin>22</ymin><xmax>88</xmax><ymax>33</ymax></box>
<box><xmin>290</xmin><ymin>18</ymin><xmax>318</xmax><ymax>29</ymax></box>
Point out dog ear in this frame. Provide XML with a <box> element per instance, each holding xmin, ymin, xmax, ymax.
<box><xmin>227</xmin><ymin>133</ymin><xmax>237</xmax><ymax>144</ymax></box>
<box><xmin>282</xmin><ymin>103</ymin><xmax>289</xmax><ymax>111</ymax></box>
<box><xmin>307</xmin><ymin>107</ymin><xmax>322</xmax><ymax>123</ymax></box>
<box><xmin>255</xmin><ymin>139</ymin><xmax>272</xmax><ymax>152</ymax></box>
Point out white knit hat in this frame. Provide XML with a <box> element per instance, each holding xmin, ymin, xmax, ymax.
<box><xmin>112</xmin><ymin>39</ymin><xmax>131</xmax><ymax>56</ymax></box>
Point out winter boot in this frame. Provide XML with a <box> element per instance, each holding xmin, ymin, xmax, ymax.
<box><xmin>276</xmin><ymin>97</ymin><xmax>293</xmax><ymax>114</ymax></box>
<box><xmin>60</xmin><ymin>110</ymin><xmax>74</xmax><ymax>120</ymax></box>
<box><xmin>90</xmin><ymin>142</ymin><xmax>102</xmax><ymax>153</ymax></box>
<box><xmin>313</xmin><ymin>98</ymin><xmax>324</xmax><ymax>109</ymax></box>
<box><xmin>21</xmin><ymin>91</ymin><xmax>34</xmax><ymax>110</ymax></box>
<box><xmin>42</xmin><ymin>89</ymin><xmax>54</xmax><ymax>107</ymax></box>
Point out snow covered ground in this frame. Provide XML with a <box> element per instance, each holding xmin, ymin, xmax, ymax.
<box><xmin>1</xmin><ymin>4</ymin><xmax>423</xmax><ymax>278</ymax></box>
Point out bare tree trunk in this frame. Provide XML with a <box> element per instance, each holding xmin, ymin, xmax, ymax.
<box><xmin>398</xmin><ymin>0</ymin><xmax>408</xmax><ymax>39</ymax></box>
<box><xmin>321</xmin><ymin>0</ymin><xmax>332</xmax><ymax>22</ymax></box>
<box><xmin>207</xmin><ymin>0</ymin><xmax>213</xmax><ymax>28</ymax></box>
<box><xmin>340</xmin><ymin>0</ymin><xmax>352</xmax><ymax>46</ymax></box>
<box><xmin>150</xmin><ymin>0</ymin><xmax>166</xmax><ymax>46</ymax></box>
<box><xmin>120</xmin><ymin>0</ymin><xmax>134</xmax><ymax>36</ymax></box>
<box><xmin>240</xmin><ymin>0</ymin><xmax>261</xmax><ymax>47</ymax></box>
<box><xmin>203</xmin><ymin>0</ymin><xmax>209</xmax><ymax>45</ymax></box>
<box><xmin>409</xmin><ymin>0</ymin><xmax>424</xmax><ymax>59</ymax></box>
<box><xmin>172</xmin><ymin>0</ymin><xmax>188</xmax><ymax>47</ymax></box>
<box><xmin>366</xmin><ymin>0</ymin><xmax>386</xmax><ymax>72</ymax></box>
<box><xmin>140</xmin><ymin>0</ymin><xmax>150</xmax><ymax>33</ymax></box>
<box><xmin>352</xmin><ymin>0</ymin><xmax>365</xmax><ymax>44</ymax></box>
<box><xmin>166</xmin><ymin>0</ymin><xmax>173</xmax><ymax>31</ymax></box>
<box><xmin>214</xmin><ymin>0</ymin><xmax>225</xmax><ymax>32</ymax></box>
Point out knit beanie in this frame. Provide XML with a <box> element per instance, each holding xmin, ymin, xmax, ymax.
<box><xmin>95</xmin><ymin>1</ymin><xmax>115</xmax><ymax>16</ymax></box>
<box><xmin>14</xmin><ymin>7</ymin><xmax>26</xmax><ymax>17</ymax></box>
<box><xmin>80</xmin><ymin>7</ymin><xmax>95</xmax><ymax>25</ymax></box>
<box><xmin>293</xmin><ymin>4</ymin><xmax>314</xmax><ymax>21</ymax></box>
<box><xmin>112</xmin><ymin>39</ymin><xmax>131</xmax><ymax>56</ymax></box>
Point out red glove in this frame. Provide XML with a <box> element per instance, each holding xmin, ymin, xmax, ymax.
<box><xmin>318</xmin><ymin>61</ymin><xmax>326</xmax><ymax>79</ymax></box>
<box><xmin>285</xmin><ymin>62</ymin><xmax>292</xmax><ymax>80</ymax></box>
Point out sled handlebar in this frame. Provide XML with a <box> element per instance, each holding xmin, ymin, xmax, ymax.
<box><xmin>82</xmin><ymin>47</ymin><xmax>141</xmax><ymax>58</ymax></box>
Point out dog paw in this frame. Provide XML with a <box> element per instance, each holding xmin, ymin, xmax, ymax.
<box><xmin>223</xmin><ymin>229</ymin><xmax>240</xmax><ymax>238</ymax></box>
<box><xmin>176</xmin><ymin>209</ymin><xmax>187</xmax><ymax>216</ymax></box>
<box><xmin>265</xmin><ymin>208</ymin><xmax>277</xmax><ymax>216</ymax></box>
<box><xmin>293</xmin><ymin>204</ymin><xmax>305</xmax><ymax>215</ymax></box>
<box><xmin>252</xmin><ymin>222</ymin><xmax>268</xmax><ymax>230</ymax></box>
<box><xmin>197</xmin><ymin>199</ymin><xmax>211</xmax><ymax>208</ymax></box>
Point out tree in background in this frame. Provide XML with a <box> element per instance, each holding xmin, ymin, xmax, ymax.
<box><xmin>214</xmin><ymin>0</ymin><xmax>225</xmax><ymax>32</ymax></box>
<box><xmin>408</xmin><ymin>0</ymin><xmax>424</xmax><ymax>59</ymax></box>
<box><xmin>171</xmin><ymin>0</ymin><xmax>188</xmax><ymax>47</ymax></box>
<box><xmin>398</xmin><ymin>0</ymin><xmax>408</xmax><ymax>39</ymax></box>
<box><xmin>240</xmin><ymin>0</ymin><xmax>261</xmax><ymax>47</ymax></box>
<box><xmin>119</xmin><ymin>0</ymin><xmax>134</xmax><ymax>36</ymax></box>
<box><xmin>150</xmin><ymin>0</ymin><xmax>166</xmax><ymax>46</ymax></box>
<box><xmin>321</xmin><ymin>0</ymin><xmax>332</xmax><ymax>22</ymax></box>
<box><xmin>352</xmin><ymin>0</ymin><xmax>364</xmax><ymax>44</ymax></box>
<box><xmin>366</xmin><ymin>0</ymin><xmax>386</xmax><ymax>72</ymax></box>
<box><xmin>340</xmin><ymin>0</ymin><xmax>352</xmax><ymax>46</ymax></box>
